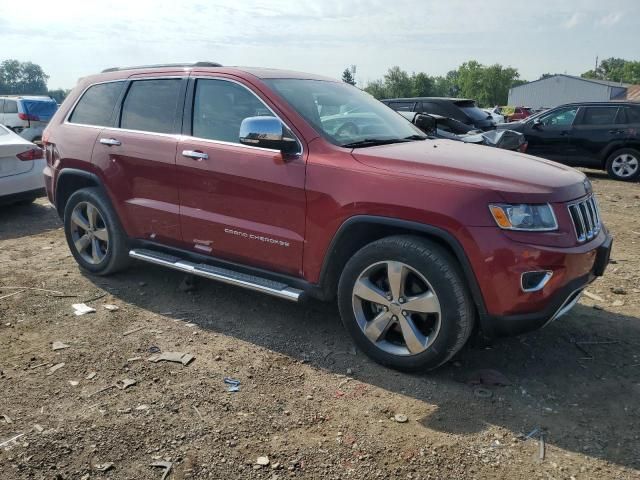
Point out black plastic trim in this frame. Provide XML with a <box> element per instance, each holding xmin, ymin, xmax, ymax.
<box><xmin>318</xmin><ymin>215</ymin><xmax>488</xmax><ymax>315</ymax></box>
<box><xmin>54</xmin><ymin>168</ymin><xmax>102</xmax><ymax>213</ymax></box>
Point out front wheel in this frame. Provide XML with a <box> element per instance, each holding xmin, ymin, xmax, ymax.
<box><xmin>337</xmin><ymin>235</ymin><xmax>475</xmax><ymax>371</ymax></box>
<box><xmin>63</xmin><ymin>187</ymin><xmax>130</xmax><ymax>275</ymax></box>
<box><xmin>605</xmin><ymin>148</ymin><xmax>640</xmax><ymax>181</ymax></box>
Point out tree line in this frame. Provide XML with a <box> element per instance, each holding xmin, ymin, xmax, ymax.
<box><xmin>0</xmin><ymin>59</ymin><xmax>70</xmax><ymax>103</ymax></box>
<box><xmin>346</xmin><ymin>57</ymin><xmax>640</xmax><ymax>107</ymax></box>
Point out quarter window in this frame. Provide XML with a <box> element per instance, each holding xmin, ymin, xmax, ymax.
<box><xmin>580</xmin><ymin>107</ymin><xmax>620</xmax><ymax>125</ymax></box>
<box><xmin>120</xmin><ymin>79</ymin><xmax>182</xmax><ymax>134</ymax></box>
<box><xmin>388</xmin><ymin>102</ymin><xmax>414</xmax><ymax>112</ymax></box>
<box><xmin>192</xmin><ymin>79</ymin><xmax>274</xmax><ymax>143</ymax></box>
<box><xmin>4</xmin><ymin>100</ymin><xmax>18</xmax><ymax>113</ymax></box>
<box><xmin>69</xmin><ymin>82</ymin><xmax>124</xmax><ymax>126</ymax></box>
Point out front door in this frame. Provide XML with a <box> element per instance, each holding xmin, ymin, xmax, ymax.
<box><xmin>522</xmin><ymin>106</ymin><xmax>578</xmax><ymax>161</ymax></box>
<box><xmin>176</xmin><ymin>77</ymin><xmax>307</xmax><ymax>276</ymax></box>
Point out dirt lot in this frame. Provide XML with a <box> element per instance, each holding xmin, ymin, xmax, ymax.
<box><xmin>1</xmin><ymin>170</ymin><xmax>639</xmax><ymax>480</ymax></box>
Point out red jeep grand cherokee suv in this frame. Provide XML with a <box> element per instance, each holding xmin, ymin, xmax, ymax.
<box><xmin>42</xmin><ymin>63</ymin><xmax>612</xmax><ymax>371</ymax></box>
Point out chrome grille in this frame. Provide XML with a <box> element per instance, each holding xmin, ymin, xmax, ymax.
<box><xmin>568</xmin><ymin>195</ymin><xmax>601</xmax><ymax>243</ymax></box>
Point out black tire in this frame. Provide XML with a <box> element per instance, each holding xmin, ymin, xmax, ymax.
<box><xmin>337</xmin><ymin>235</ymin><xmax>475</xmax><ymax>372</ymax></box>
<box><xmin>605</xmin><ymin>148</ymin><xmax>640</xmax><ymax>182</ymax></box>
<box><xmin>63</xmin><ymin>187</ymin><xmax>130</xmax><ymax>275</ymax></box>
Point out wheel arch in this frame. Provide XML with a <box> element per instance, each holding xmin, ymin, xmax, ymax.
<box><xmin>317</xmin><ymin>215</ymin><xmax>487</xmax><ymax>316</ymax></box>
<box><xmin>601</xmin><ymin>142</ymin><xmax>640</xmax><ymax>168</ymax></box>
<box><xmin>54</xmin><ymin>168</ymin><xmax>102</xmax><ymax>217</ymax></box>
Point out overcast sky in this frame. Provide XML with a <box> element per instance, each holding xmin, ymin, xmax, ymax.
<box><xmin>2</xmin><ymin>0</ymin><xmax>639</xmax><ymax>89</ymax></box>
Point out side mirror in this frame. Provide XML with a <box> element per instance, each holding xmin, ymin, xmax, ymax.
<box><xmin>413</xmin><ymin>113</ymin><xmax>437</xmax><ymax>134</ymax></box>
<box><xmin>239</xmin><ymin>116</ymin><xmax>300</xmax><ymax>155</ymax></box>
<box><xmin>532</xmin><ymin>118</ymin><xmax>542</xmax><ymax>130</ymax></box>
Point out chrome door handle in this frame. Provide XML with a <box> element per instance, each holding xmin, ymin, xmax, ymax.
<box><xmin>100</xmin><ymin>138</ymin><xmax>121</xmax><ymax>146</ymax></box>
<box><xmin>182</xmin><ymin>150</ymin><xmax>208</xmax><ymax>160</ymax></box>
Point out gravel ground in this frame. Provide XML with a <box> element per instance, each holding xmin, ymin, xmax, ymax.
<box><xmin>0</xmin><ymin>170</ymin><xmax>639</xmax><ymax>479</ymax></box>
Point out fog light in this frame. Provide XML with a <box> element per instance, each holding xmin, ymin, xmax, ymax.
<box><xmin>521</xmin><ymin>271</ymin><xmax>553</xmax><ymax>292</ymax></box>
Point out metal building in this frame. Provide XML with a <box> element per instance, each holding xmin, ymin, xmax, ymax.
<box><xmin>507</xmin><ymin>74</ymin><xmax>633</xmax><ymax>109</ymax></box>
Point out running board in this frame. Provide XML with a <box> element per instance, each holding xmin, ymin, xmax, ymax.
<box><xmin>129</xmin><ymin>248</ymin><xmax>302</xmax><ymax>302</ymax></box>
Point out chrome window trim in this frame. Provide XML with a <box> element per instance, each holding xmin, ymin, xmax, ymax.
<box><xmin>63</xmin><ymin>75</ymin><xmax>304</xmax><ymax>157</ymax></box>
<box><xmin>190</xmin><ymin>75</ymin><xmax>303</xmax><ymax>157</ymax></box>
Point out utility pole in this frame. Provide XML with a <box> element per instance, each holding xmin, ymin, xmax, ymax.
<box><xmin>595</xmin><ymin>56</ymin><xmax>599</xmax><ymax>74</ymax></box>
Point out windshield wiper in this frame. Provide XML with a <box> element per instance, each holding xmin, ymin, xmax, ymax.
<box><xmin>403</xmin><ymin>134</ymin><xmax>428</xmax><ymax>140</ymax></box>
<box><xmin>341</xmin><ymin>138</ymin><xmax>411</xmax><ymax>148</ymax></box>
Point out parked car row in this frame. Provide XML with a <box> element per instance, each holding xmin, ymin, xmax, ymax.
<box><xmin>0</xmin><ymin>95</ymin><xmax>58</xmax><ymax>143</ymax></box>
<box><xmin>41</xmin><ymin>62</ymin><xmax>612</xmax><ymax>371</ymax></box>
<box><xmin>0</xmin><ymin>96</ymin><xmax>58</xmax><ymax>203</ymax></box>
<box><xmin>383</xmin><ymin>95</ymin><xmax>639</xmax><ymax>181</ymax></box>
<box><xmin>500</xmin><ymin>102</ymin><xmax>640</xmax><ymax>181</ymax></box>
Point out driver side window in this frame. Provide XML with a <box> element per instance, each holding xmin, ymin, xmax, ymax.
<box><xmin>193</xmin><ymin>79</ymin><xmax>274</xmax><ymax>143</ymax></box>
<box><xmin>539</xmin><ymin>107</ymin><xmax>578</xmax><ymax>127</ymax></box>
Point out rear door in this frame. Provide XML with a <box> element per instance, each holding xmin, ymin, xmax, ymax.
<box><xmin>522</xmin><ymin>106</ymin><xmax>578</xmax><ymax>161</ymax></box>
<box><xmin>568</xmin><ymin>106</ymin><xmax>624</xmax><ymax>167</ymax></box>
<box><xmin>90</xmin><ymin>77</ymin><xmax>186</xmax><ymax>246</ymax></box>
<box><xmin>176</xmin><ymin>76</ymin><xmax>307</xmax><ymax>276</ymax></box>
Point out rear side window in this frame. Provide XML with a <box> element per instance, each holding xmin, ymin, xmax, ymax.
<box><xmin>4</xmin><ymin>100</ymin><xmax>18</xmax><ymax>113</ymax></box>
<box><xmin>120</xmin><ymin>79</ymin><xmax>182</xmax><ymax>134</ymax></box>
<box><xmin>192</xmin><ymin>79</ymin><xmax>274</xmax><ymax>143</ymax></box>
<box><xmin>421</xmin><ymin>102</ymin><xmax>448</xmax><ymax>117</ymax></box>
<box><xmin>69</xmin><ymin>82</ymin><xmax>124</xmax><ymax>126</ymax></box>
<box><xmin>625</xmin><ymin>107</ymin><xmax>640</xmax><ymax>124</ymax></box>
<box><xmin>580</xmin><ymin>107</ymin><xmax>620</xmax><ymax>125</ymax></box>
<box><xmin>388</xmin><ymin>102</ymin><xmax>414</xmax><ymax>112</ymax></box>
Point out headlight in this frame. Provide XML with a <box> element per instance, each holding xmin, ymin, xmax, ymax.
<box><xmin>489</xmin><ymin>203</ymin><xmax>558</xmax><ymax>231</ymax></box>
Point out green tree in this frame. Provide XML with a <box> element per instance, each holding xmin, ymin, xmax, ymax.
<box><xmin>341</xmin><ymin>68</ymin><xmax>356</xmax><ymax>86</ymax></box>
<box><xmin>47</xmin><ymin>88</ymin><xmax>71</xmax><ymax>103</ymax></box>
<box><xmin>582</xmin><ymin>57</ymin><xmax>640</xmax><ymax>83</ymax></box>
<box><xmin>382</xmin><ymin>66</ymin><xmax>413</xmax><ymax>98</ymax></box>
<box><xmin>0</xmin><ymin>59</ymin><xmax>49</xmax><ymax>95</ymax></box>
<box><xmin>363</xmin><ymin>79</ymin><xmax>387</xmax><ymax>99</ymax></box>
<box><xmin>411</xmin><ymin>72</ymin><xmax>435</xmax><ymax>97</ymax></box>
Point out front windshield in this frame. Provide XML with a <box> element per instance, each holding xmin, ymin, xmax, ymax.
<box><xmin>263</xmin><ymin>79</ymin><xmax>425</xmax><ymax>147</ymax></box>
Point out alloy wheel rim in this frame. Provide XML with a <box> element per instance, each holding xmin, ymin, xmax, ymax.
<box><xmin>612</xmin><ymin>154</ymin><xmax>639</xmax><ymax>178</ymax></box>
<box><xmin>70</xmin><ymin>201</ymin><xmax>109</xmax><ymax>265</ymax></box>
<box><xmin>352</xmin><ymin>261</ymin><xmax>442</xmax><ymax>356</ymax></box>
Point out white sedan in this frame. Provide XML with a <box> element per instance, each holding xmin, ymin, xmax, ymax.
<box><xmin>0</xmin><ymin>124</ymin><xmax>45</xmax><ymax>205</ymax></box>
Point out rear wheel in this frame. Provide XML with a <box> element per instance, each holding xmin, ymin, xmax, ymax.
<box><xmin>605</xmin><ymin>148</ymin><xmax>640</xmax><ymax>181</ymax></box>
<box><xmin>338</xmin><ymin>235</ymin><xmax>475</xmax><ymax>371</ymax></box>
<box><xmin>63</xmin><ymin>188</ymin><xmax>130</xmax><ymax>275</ymax></box>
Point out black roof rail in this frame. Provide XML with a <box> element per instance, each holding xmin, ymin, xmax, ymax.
<box><xmin>101</xmin><ymin>62</ymin><xmax>223</xmax><ymax>73</ymax></box>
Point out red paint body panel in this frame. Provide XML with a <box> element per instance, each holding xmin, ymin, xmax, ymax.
<box><xmin>176</xmin><ymin>137</ymin><xmax>306</xmax><ymax>276</ymax></box>
<box><xmin>91</xmin><ymin>128</ymin><xmax>182</xmax><ymax>245</ymax></box>
<box><xmin>43</xmin><ymin>65</ymin><xmax>611</xmax><ymax>328</ymax></box>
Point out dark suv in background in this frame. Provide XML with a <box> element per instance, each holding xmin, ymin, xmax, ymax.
<box><xmin>501</xmin><ymin>102</ymin><xmax>640</xmax><ymax>181</ymax></box>
<box><xmin>383</xmin><ymin>97</ymin><xmax>496</xmax><ymax>130</ymax></box>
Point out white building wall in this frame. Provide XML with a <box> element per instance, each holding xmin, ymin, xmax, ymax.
<box><xmin>508</xmin><ymin>76</ymin><xmax>611</xmax><ymax>109</ymax></box>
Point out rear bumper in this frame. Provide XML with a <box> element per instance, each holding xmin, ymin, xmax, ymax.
<box><xmin>468</xmin><ymin>228</ymin><xmax>613</xmax><ymax>337</ymax></box>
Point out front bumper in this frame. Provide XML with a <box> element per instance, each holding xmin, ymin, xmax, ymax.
<box><xmin>464</xmin><ymin>227</ymin><xmax>613</xmax><ymax>337</ymax></box>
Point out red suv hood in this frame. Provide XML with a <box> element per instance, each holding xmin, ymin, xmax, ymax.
<box><xmin>352</xmin><ymin>139</ymin><xmax>589</xmax><ymax>203</ymax></box>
